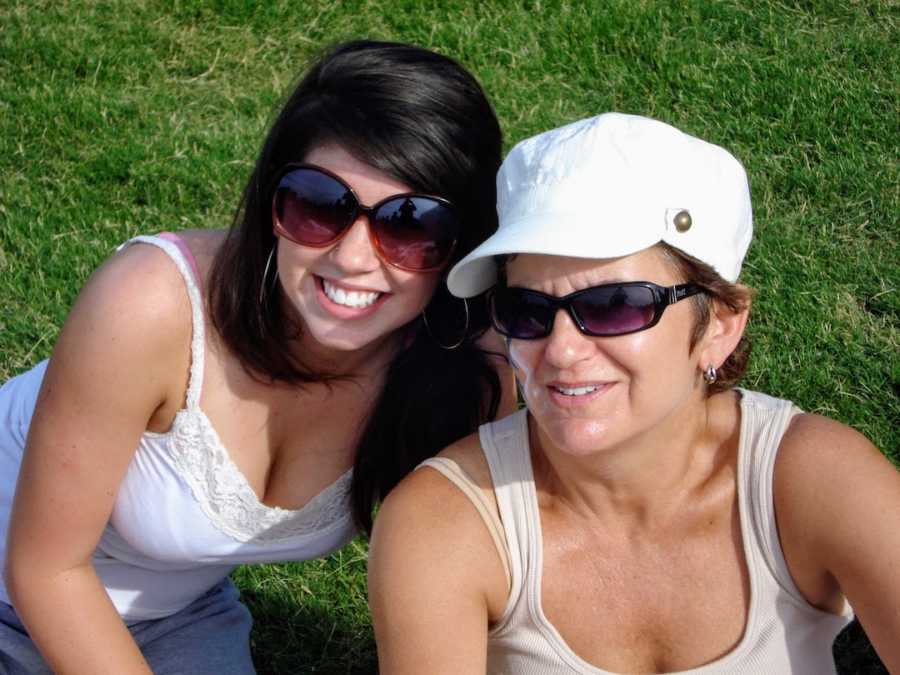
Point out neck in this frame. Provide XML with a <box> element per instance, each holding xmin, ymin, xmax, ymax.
<box><xmin>295</xmin><ymin>329</ymin><xmax>403</xmax><ymax>383</ymax></box>
<box><xmin>530</xmin><ymin>391</ymin><xmax>739</xmax><ymax>529</ymax></box>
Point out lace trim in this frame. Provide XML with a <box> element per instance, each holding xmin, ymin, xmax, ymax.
<box><xmin>168</xmin><ymin>409</ymin><xmax>353</xmax><ymax>543</ymax></box>
<box><xmin>122</xmin><ymin>234</ymin><xmax>352</xmax><ymax>544</ymax></box>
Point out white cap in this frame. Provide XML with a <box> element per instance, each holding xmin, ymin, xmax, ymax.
<box><xmin>447</xmin><ymin>113</ymin><xmax>753</xmax><ymax>297</ymax></box>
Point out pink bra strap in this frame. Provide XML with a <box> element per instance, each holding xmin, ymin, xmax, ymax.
<box><xmin>157</xmin><ymin>232</ymin><xmax>203</xmax><ymax>293</ymax></box>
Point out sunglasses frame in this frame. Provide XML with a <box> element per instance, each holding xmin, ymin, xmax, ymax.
<box><xmin>271</xmin><ymin>162</ymin><xmax>460</xmax><ymax>273</ymax></box>
<box><xmin>488</xmin><ymin>281</ymin><xmax>702</xmax><ymax>339</ymax></box>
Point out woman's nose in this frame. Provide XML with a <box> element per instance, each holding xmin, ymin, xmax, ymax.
<box><xmin>329</xmin><ymin>216</ymin><xmax>381</xmax><ymax>272</ymax></box>
<box><xmin>542</xmin><ymin>308</ymin><xmax>595</xmax><ymax>369</ymax></box>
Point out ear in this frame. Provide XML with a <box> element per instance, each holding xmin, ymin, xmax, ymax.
<box><xmin>696</xmin><ymin>293</ymin><xmax>750</xmax><ymax>372</ymax></box>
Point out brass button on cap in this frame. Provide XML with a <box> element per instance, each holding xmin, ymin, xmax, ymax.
<box><xmin>673</xmin><ymin>209</ymin><xmax>692</xmax><ymax>232</ymax></box>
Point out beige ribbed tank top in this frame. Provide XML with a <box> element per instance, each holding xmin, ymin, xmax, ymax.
<box><xmin>420</xmin><ymin>389</ymin><xmax>852</xmax><ymax>674</ymax></box>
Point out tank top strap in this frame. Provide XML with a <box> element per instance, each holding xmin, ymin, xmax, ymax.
<box><xmin>157</xmin><ymin>231</ymin><xmax>203</xmax><ymax>293</ymax></box>
<box><xmin>118</xmin><ymin>234</ymin><xmax>206</xmax><ymax>410</ymax></box>
<box><xmin>737</xmin><ymin>388</ymin><xmax>810</xmax><ymax>606</ymax></box>
<box><xmin>417</xmin><ymin>457</ymin><xmax>512</xmax><ymax>591</ymax></box>
<box><xmin>479</xmin><ymin>408</ymin><xmax>535</xmax><ymax>631</ymax></box>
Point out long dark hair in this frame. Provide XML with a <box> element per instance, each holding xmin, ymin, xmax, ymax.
<box><xmin>208</xmin><ymin>40</ymin><xmax>504</xmax><ymax>534</ymax></box>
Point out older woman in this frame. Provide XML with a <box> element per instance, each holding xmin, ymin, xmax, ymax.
<box><xmin>369</xmin><ymin>113</ymin><xmax>900</xmax><ymax>674</ymax></box>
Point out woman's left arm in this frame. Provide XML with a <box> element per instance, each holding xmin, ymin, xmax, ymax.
<box><xmin>775</xmin><ymin>413</ymin><xmax>900</xmax><ymax>671</ymax></box>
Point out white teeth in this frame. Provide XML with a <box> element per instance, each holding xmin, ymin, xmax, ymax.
<box><xmin>553</xmin><ymin>385</ymin><xmax>599</xmax><ymax>396</ymax></box>
<box><xmin>323</xmin><ymin>279</ymin><xmax>381</xmax><ymax>308</ymax></box>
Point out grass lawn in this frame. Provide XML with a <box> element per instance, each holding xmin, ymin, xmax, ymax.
<box><xmin>1</xmin><ymin>0</ymin><xmax>896</xmax><ymax>672</ymax></box>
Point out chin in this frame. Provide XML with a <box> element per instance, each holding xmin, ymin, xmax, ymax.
<box><xmin>538</xmin><ymin>417</ymin><xmax>622</xmax><ymax>457</ymax></box>
<box><xmin>304</xmin><ymin>323</ymin><xmax>392</xmax><ymax>353</ymax></box>
<box><xmin>287</xmin><ymin>293</ymin><xmax>401</xmax><ymax>355</ymax></box>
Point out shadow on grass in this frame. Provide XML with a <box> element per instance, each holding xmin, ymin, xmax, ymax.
<box><xmin>240</xmin><ymin>581</ymin><xmax>377</xmax><ymax>675</ymax></box>
<box><xmin>834</xmin><ymin>619</ymin><xmax>887</xmax><ymax>674</ymax></box>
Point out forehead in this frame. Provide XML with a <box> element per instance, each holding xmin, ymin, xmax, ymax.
<box><xmin>505</xmin><ymin>247</ymin><xmax>680</xmax><ymax>292</ymax></box>
<box><xmin>303</xmin><ymin>143</ymin><xmax>412</xmax><ymax>197</ymax></box>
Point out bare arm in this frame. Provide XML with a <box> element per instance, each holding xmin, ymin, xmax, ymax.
<box><xmin>775</xmin><ymin>413</ymin><xmax>900</xmax><ymax>672</ymax></box>
<box><xmin>369</xmin><ymin>443</ymin><xmax>507</xmax><ymax>675</ymax></box>
<box><xmin>5</xmin><ymin>245</ymin><xmax>192</xmax><ymax>674</ymax></box>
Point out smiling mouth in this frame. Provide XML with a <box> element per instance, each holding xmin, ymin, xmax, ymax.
<box><xmin>321</xmin><ymin>278</ymin><xmax>382</xmax><ymax>309</ymax></box>
<box><xmin>551</xmin><ymin>384</ymin><xmax>601</xmax><ymax>397</ymax></box>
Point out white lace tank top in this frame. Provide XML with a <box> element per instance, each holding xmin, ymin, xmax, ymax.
<box><xmin>0</xmin><ymin>234</ymin><xmax>356</xmax><ymax>620</ymax></box>
<box><xmin>424</xmin><ymin>390</ymin><xmax>853</xmax><ymax>674</ymax></box>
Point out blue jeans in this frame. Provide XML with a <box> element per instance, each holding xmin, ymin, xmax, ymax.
<box><xmin>0</xmin><ymin>578</ymin><xmax>254</xmax><ymax>674</ymax></box>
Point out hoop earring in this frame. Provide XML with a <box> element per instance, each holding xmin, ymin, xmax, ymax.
<box><xmin>422</xmin><ymin>297</ymin><xmax>469</xmax><ymax>350</ymax></box>
<box><xmin>259</xmin><ymin>244</ymin><xmax>279</xmax><ymax>305</ymax></box>
<box><xmin>703</xmin><ymin>364</ymin><xmax>718</xmax><ymax>385</ymax></box>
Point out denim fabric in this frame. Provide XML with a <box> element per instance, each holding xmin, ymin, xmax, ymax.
<box><xmin>0</xmin><ymin>578</ymin><xmax>254</xmax><ymax>674</ymax></box>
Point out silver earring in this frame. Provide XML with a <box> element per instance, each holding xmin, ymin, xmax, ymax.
<box><xmin>703</xmin><ymin>364</ymin><xmax>718</xmax><ymax>385</ymax></box>
<box><xmin>259</xmin><ymin>244</ymin><xmax>278</xmax><ymax>305</ymax></box>
<box><xmin>422</xmin><ymin>297</ymin><xmax>469</xmax><ymax>350</ymax></box>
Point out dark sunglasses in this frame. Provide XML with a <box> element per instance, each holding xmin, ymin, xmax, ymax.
<box><xmin>488</xmin><ymin>281</ymin><xmax>702</xmax><ymax>339</ymax></box>
<box><xmin>271</xmin><ymin>164</ymin><xmax>460</xmax><ymax>272</ymax></box>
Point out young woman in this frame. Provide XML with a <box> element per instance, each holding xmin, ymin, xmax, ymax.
<box><xmin>0</xmin><ymin>40</ymin><xmax>512</xmax><ymax>674</ymax></box>
<box><xmin>369</xmin><ymin>113</ymin><xmax>900</xmax><ymax>674</ymax></box>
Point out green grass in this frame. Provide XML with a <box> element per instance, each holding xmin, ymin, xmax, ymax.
<box><xmin>1</xmin><ymin>0</ymin><xmax>897</xmax><ymax>672</ymax></box>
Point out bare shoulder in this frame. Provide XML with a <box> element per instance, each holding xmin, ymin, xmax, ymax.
<box><xmin>775</xmin><ymin>411</ymin><xmax>896</xmax><ymax>515</ymax></box>
<box><xmin>376</xmin><ymin>431</ymin><xmax>492</xmax><ymax>546</ymax></box>
<box><xmin>774</xmin><ymin>411</ymin><xmax>894</xmax><ymax>539</ymax></box>
<box><xmin>776</xmin><ymin>412</ymin><xmax>890</xmax><ymax>483</ymax></box>
<box><xmin>45</xmin><ymin>239</ymin><xmax>199</xmax><ymax>417</ymax></box>
<box><xmin>774</xmin><ymin>411</ymin><xmax>900</xmax><ymax>605</ymax></box>
<box><xmin>370</xmin><ymin>429</ymin><xmax>506</xmax><ymax>604</ymax></box>
<box><xmin>86</xmin><ymin>229</ymin><xmax>226</xmax><ymax>334</ymax></box>
<box><xmin>369</xmin><ymin>454</ymin><xmax>489</xmax><ymax>606</ymax></box>
<box><xmin>437</xmin><ymin>430</ymin><xmax>495</xmax><ymax>492</ymax></box>
<box><xmin>369</xmin><ymin>432</ymin><xmax>505</xmax><ymax>672</ymax></box>
<box><xmin>774</xmin><ymin>415</ymin><xmax>900</xmax><ymax>668</ymax></box>
<box><xmin>76</xmin><ymin>240</ymin><xmax>194</xmax><ymax>336</ymax></box>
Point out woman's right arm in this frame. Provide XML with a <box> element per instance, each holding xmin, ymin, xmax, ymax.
<box><xmin>368</xmin><ymin>437</ymin><xmax>508</xmax><ymax>675</ymax></box>
<box><xmin>775</xmin><ymin>414</ymin><xmax>900</xmax><ymax>672</ymax></box>
<box><xmin>4</xmin><ymin>244</ymin><xmax>192</xmax><ymax>674</ymax></box>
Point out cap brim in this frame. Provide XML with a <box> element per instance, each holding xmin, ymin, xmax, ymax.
<box><xmin>447</xmin><ymin>214</ymin><xmax>662</xmax><ymax>297</ymax></box>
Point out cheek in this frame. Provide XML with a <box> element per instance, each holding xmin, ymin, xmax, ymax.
<box><xmin>275</xmin><ymin>239</ymin><xmax>318</xmax><ymax>278</ymax></box>
<box><xmin>402</xmin><ymin>273</ymin><xmax>440</xmax><ymax>308</ymax></box>
<box><xmin>619</xmin><ymin>329</ymin><xmax>698</xmax><ymax>404</ymax></box>
<box><xmin>508</xmin><ymin>341</ymin><xmax>544</xmax><ymax>404</ymax></box>
<box><xmin>613</xmin><ymin>334</ymin><xmax>656</xmax><ymax>380</ymax></box>
<box><xmin>385</xmin><ymin>271</ymin><xmax>442</xmax><ymax>326</ymax></box>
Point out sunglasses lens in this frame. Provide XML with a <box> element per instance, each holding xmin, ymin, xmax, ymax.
<box><xmin>491</xmin><ymin>288</ymin><xmax>555</xmax><ymax>339</ymax></box>
<box><xmin>274</xmin><ymin>168</ymin><xmax>356</xmax><ymax>245</ymax></box>
<box><xmin>373</xmin><ymin>197</ymin><xmax>459</xmax><ymax>270</ymax></box>
<box><xmin>493</xmin><ymin>285</ymin><xmax>661</xmax><ymax>339</ymax></box>
<box><xmin>572</xmin><ymin>285</ymin><xmax>657</xmax><ymax>336</ymax></box>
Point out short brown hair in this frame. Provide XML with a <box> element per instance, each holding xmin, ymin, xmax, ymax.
<box><xmin>657</xmin><ymin>242</ymin><xmax>753</xmax><ymax>394</ymax></box>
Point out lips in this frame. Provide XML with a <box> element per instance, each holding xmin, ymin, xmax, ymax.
<box><xmin>322</xmin><ymin>278</ymin><xmax>381</xmax><ymax>308</ymax></box>
<box><xmin>546</xmin><ymin>381</ymin><xmax>615</xmax><ymax>406</ymax></box>
<box><xmin>551</xmin><ymin>384</ymin><xmax>600</xmax><ymax>396</ymax></box>
<box><xmin>314</xmin><ymin>275</ymin><xmax>390</xmax><ymax>318</ymax></box>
